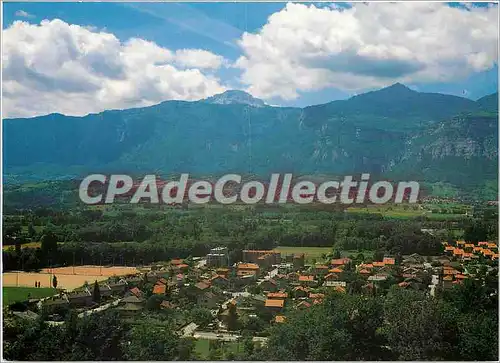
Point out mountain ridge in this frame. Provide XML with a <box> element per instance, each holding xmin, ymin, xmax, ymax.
<box><xmin>3</xmin><ymin>84</ymin><xmax>498</xmax><ymax>197</ymax></box>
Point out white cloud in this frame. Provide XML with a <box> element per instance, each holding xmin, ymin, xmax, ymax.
<box><xmin>2</xmin><ymin>19</ymin><xmax>228</xmax><ymax>118</ymax></box>
<box><xmin>235</xmin><ymin>3</ymin><xmax>498</xmax><ymax>100</ymax></box>
<box><xmin>15</xmin><ymin>10</ymin><xmax>35</xmax><ymax>19</ymax></box>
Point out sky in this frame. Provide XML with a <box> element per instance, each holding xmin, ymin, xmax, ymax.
<box><xmin>2</xmin><ymin>2</ymin><xmax>499</xmax><ymax>117</ymax></box>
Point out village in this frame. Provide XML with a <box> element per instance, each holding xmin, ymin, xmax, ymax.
<box><xmin>6</xmin><ymin>239</ymin><xmax>498</xmax><ymax>347</ymax></box>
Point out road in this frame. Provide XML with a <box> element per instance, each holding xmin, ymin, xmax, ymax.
<box><xmin>193</xmin><ymin>331</ymin><xmax>268</xmax><ymax>344</ymax></box>
<box><xmin>77</xmin><ymin>298</ymin><xmax>121</xmax><ymax>318</ymax></box>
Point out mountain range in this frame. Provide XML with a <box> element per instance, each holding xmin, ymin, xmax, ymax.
<box><xmin>3</xmin><ymin>84</ymin><xmax>498</xmax><ymax>198</ymax></box>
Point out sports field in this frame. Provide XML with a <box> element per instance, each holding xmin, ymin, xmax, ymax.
<box><xmin>3</xmin><ymin>286</ymin><xmax>57</xmax><ymax>305</ymax></box>
<box><xmin>2</xmin><ymin>265</ymin><xmax>140</xmax><ymax>290</ymax></box>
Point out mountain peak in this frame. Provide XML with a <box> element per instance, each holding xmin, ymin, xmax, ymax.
<box><xmin>382</xmin><ymin>82</ymin><xmax>413</xmax><ymax>92</ymax></box>
<box><xmin>204</xmin><ymin>90</ymin><xmax>266</xmax><ymax>107</ymax></box>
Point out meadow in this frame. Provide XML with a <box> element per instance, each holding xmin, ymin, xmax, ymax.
<box><xmin>3</xmin><ymin>286</ymin><xmax>57</xmax><ymax>305</ymax></box>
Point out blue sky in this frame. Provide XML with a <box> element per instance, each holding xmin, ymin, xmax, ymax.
<box><xmin>2</xmin><ymin>2</ymin><xmax>498</xmax><ymax>116</ymax></box>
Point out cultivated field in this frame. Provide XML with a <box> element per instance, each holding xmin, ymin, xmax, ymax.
<box><xmin>2</xmin><ymin>265</ymin><xmax>140</xmax><ymax>290</ymax></box>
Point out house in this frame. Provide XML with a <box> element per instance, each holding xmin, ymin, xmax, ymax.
<box><xmin>237</xmin><ymin>263</ymin><xmax>260</xmax><ymax>277</ymax></box>
<box><xmin>98</xmin><ymin>285</ymin><xmax>113</xmax><ymax>298</ymax></box>
<box><xmin>383</xmin><ymin>257</ymin><xmax>396</xmax><ymax>265</ymax></box>
<box><xmin>368</xmin><ymin>274</ymin><xmax>388</xmax><ymax>282</ymax></box>
<box><xmin>265</xmin><ymin>299</ymin><xmax>285</xmax><ymax>312</ymax></box>
<box><xmin>210</xmin><ymin>275</ymin><xmax>229</xmax><ymax>289</ymax></box>
<box><xmin>41</xmin><ymin>296</ymin><xmax>69</xmax><ymax>313</ymax></box>
<box><xmin>117</xmin><ymin>295</ymin><xmax>145</xmax><ymax>316</ymax></box>
<box><xmin>66</xmin><ymin>291</ymin><xmax>93</xmax><ymax>307</ymax></box>
<box><xmin>359</xmin><ymin>269</ymin><xmax>371</xmax><ymax>276</ymax></box>
<box><xmin>323</xmin><ymin>280</ymin><xmax>347</xmax><ymax>288</ymax></box>
<box><xmin>309</xmin><ymin>293</ymin><xmax>325</xmax><ymax>302</ymax></box>
<box><xmin>298</xmin><ymin>275</ymin><xmax>317</xmax><ymax>287</ymax></box>
<box><xmin>216</xmin><ymin>268</ymin><xmax>230</xmax><ymax>278</ymax></box>
<box><xmin>175</xmin><ymin>264</ymin><xmax>190</xmax><ymax>273</ymax></box>
<box><xmin>107</xmin><ymin>281</ymin><xmax>128</xmax><ymax>294</ymax></box>
<box><xmin>442</xmin><ymin>275</ymin><xmax>454</xmax><ymax>289</ymax></box>
<box><xmin>170</xmin><ymin>258</ymin><xmax>184</xmax><ymax>266</ymax></box>
<box><xmin>267</xmin><ymin>292</ymin><xmax>288</xmax><ymax>299</ymax></box>
<box><xmin>331</xmin><ymin>258</ymin><xmax>351</xmax><ymax>267</ymax></box>
<box><xmin>324</xmin><ymin>273</ymin><xmax>340</xmax><ymax>281</ymax></box>
<box><xmin>260</xmin><ymin>279</ymin><xmax>278</xmax><ymax>292</ymax></box>
<box><xmin>274</xmin><ymin>315</ymin><xmax>286</xmax><ymax>324</ymax></box>
<box><xmin>313</xmin><ymin>265</ymin><xmax>329</xmax><ymax>276</ymax></box>
<box><xmin>329</xmin><ymin>267</ymin><xmax>343</xmax><ymax>274</ymax></box>
<box><xmin>128</xmin><ymin>287</ymin><xmax>143</xmax><ymax>298</ymax></box>
<box><xmin>153</xmin><ymin>284</ymin><xmax>167</xmax><ymax>295</ymax></box>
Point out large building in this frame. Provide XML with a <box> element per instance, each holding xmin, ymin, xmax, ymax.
<box><xmin>242</xmin><ymin>250</ymin><xmax>281</xmax><ymax>268</ymax></box>
<box><xmin>206</xmin><ymin>247</ymin><xmax>229</xmax><ymax>267</ymax></box>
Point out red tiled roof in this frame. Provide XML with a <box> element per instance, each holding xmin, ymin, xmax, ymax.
<box><xmin>153</xmin><ymin>284</ymin><xmax>166</xmax><ymax>295</ymax></box>
<box><xmin>130</xmin><ymin>287</ymin><xmax>142</xmax><ymax>297</ymax></box>
<box><xmin>298</xmin><ymin>275</ymin><xmax>314</xmax><ymax>282</ymax></box>
<box><xmin>383</xmin><ymin>257</ymin><xmax>395</xmax><ymax>265</ymax></box>
<box><xmin>309</xmin><ymin>293</ymin><xmax>325</xmax><ymax>299</ymax></box>
<box><xmin>265</xmin><ymin>299</ymin><xmax>285</xmax><ymax>308</ymax></box>
<box><xmin>238</xmin><ymin>263</ymin><xmax>260</xmax><ymax>270</ymax></box>
<box><xmin>267</xmin><ymin>292</ymin><xmax>288</xmax><ymax>299</ymax></box>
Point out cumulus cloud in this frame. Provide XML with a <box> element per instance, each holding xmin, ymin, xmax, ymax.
<box><xmin>235</xmin><ymin>3</ymin><xmax>499</xmax><ymax>100</ymax></box>
<box><xmin>15</xmin><ymin>10</ymin><xmax>34</xmax><ymax>18</ymax></box>
<box><xmin>2</xmin><ymin>19</ymin><xmax>228</xmax><ymax>117</ymax></box>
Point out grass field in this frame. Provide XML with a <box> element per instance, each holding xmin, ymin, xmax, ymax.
<box><xmin>273</xmin><ymin>246</ymin><xmax>331</xmax><ymax>262</ymax></box>
<box><xmin>274</xmin><ymin>246</ymin><xmax>374</xmax><ymax>262</ymax></box>
<box><xmin>3</xmin><ymin>286</ymin><xmax>57</xmax><ymax>305</ymax></box>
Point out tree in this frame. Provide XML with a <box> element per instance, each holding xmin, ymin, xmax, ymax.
<box><xmin>41</xmin><ymin>229</ymin><xmax>58</xmax><ymax>258</ymax></box>
<box><xmin>27</xmin><ymin>223</ymin><xmax>36</xmax><ymax>239</ymax></box>
<box><xmin>124</xmin><ymin>320</ymin><xmax>189</xmax><ymax>360</ymax></box>
<box><xmin>226</xmin><ymin>303</ymin><xmax>239</xmax><ymax>332</ymax></box>
<box><xmin>373</xmin><ymin>249</ymin><xmax>385</xmax><ymax>262</ymax></box>
<box><xmin>92</xmin><ymin>280</ymin><xmax>101</xmax><ymax>303</ymax></box>
<box><xmin>52</xmin><ymin>275</ymin><xmax>58</xmax><ymax>289</ymax></box>
<box><xmin>190</xmin><ymin>307</ymin><xmax>213</xmax><ymax>328</ymax></box>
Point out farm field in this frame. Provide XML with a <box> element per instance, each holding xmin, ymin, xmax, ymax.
<box><xmin>3</xmin><ymin>286</ymin><xmax>57</xmax><ymax>305</ymax></box>
<box><xmin>2</xmin><ymin>265</ymin><xmax>140</xmax><ymax>290</ymax></box>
